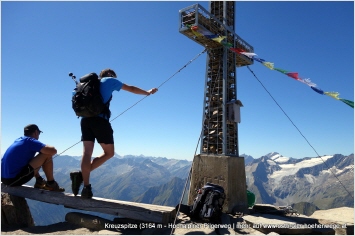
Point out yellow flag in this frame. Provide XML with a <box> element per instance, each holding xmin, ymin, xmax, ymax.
<box><xmin>324</xmin><ymin>92</ymin><xmax>340</xmax><ymax>100</ymax></box>
<box><xmin>262</xmin><ymin>62</ymin><xmax>274</xmax><ymax>70</ymax></box>
<box><xmin>212</xmin><ymin>36</ymin><xmax>226</xmax><ymax>43</ymax></box>
<box><xmin>191</xmin><ymin>29</ymin><xmax>203</xmax><ymax>37</ymax></box>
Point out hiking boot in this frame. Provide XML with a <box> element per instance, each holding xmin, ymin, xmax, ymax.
<box><xmin>43</xmin><ymin>181</ymin><xmax>65</xmax><ymax>192</ymax></box>
<box><xmin>34</xmin><ymin>178</ymin><xmax>46</xmax><ymax>189</ymax></box>
<box><xmin>70</xmin><ymin>171</ymin><xmax>83</xmax><ymax>196</ymax></box>
<box><xmin>81</xmin><ymin>185</ymin><xmax>93</xmax><ymax>199</ymax></box>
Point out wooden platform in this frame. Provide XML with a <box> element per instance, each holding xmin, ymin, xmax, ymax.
<box><xmin>1</xmin><ymin>183</ymin><xmax>176</xmax><ymax>224</ymax></box>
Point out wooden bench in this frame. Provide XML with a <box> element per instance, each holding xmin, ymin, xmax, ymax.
<box><xmin>1</xmin><ymin>183</ymin><xmax>176</xmax><ymax>224</ymax></box>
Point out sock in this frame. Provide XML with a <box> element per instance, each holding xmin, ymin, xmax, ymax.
<box><xmin>84</xmin><ymin>184</ymin><xmax>91</xmax><ymax>189</ymax></box>
<box><xmin>47</xmin><ymin>180</ymin><xmax>55</xmax><ymax>185</ymax></box>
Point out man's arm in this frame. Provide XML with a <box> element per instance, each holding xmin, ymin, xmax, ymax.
<box><xmin>121</xmin><ymin>84</ymin><xmax>158</xmax><ymax>95</ymax></box>
<box><xmin>40</xmin><ymin>145</ymin><xmax>57</xmax><ymax>156</ymax></box>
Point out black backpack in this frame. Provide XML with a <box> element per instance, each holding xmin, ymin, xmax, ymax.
<box><xmin>72</xmin><ymin>73</ymin><xmax>111</xmax><ymax>118</ymax></box>
<box><xmin>190</xmin><ymin>182</ymin><xmax>225</xmax><ymax>222</ymax></box>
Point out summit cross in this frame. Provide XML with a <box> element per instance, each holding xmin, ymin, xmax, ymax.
<box><xmin>179</xmin><ymin>1</ymin><xmax>254</xmax><ymax>156</ymax></box>
<box><xmin>179</xmin><ymin>1</ymin><xmax>254</xmax><ymax>213</ymax></box>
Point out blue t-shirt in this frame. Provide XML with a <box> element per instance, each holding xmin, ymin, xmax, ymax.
<box><xmin>98</xmin><ymin>77</ymin><xmax>123</xmax><ymax>119</ymax></box>
<box><xmin>100</xmin><ymin>77</ymin><xmax>123</xmax><ymax>102</ymax></box>
<box><xmin>1</xmin><ymin>136</ymin><xmax>45</xmax><ymax>178</ymax></box>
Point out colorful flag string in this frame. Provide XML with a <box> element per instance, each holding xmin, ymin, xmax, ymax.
<box><xmin>188</xmin><ymin>25</ymin><xmax>353</xmax><ymax>108</ymax></box>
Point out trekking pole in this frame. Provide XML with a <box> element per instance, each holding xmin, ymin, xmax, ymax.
<box><xmin>69</xmin><ymin>72</ymin><xmax>78</xmax><ymax>84</ymax></box>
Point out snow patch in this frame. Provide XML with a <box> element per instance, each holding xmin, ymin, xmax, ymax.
<box><xmin>304</xmin><ymin>174</ymin><xmax>315</xmax><ymax>184</ymax></box>
<box><xmin>268</xmin><ymin>153</ymin><xmax>290</xmax><ymax>163</ymax></box>
<box><xmin>268</xmin><ymin>152</ymin><xmax>280</xmax><ymax>159</ymax></box>
<box><xmin>270</xmin><ymin>155</ymin><xmax>334</xmax><ymax>184</ymax></box>
<box><xmin>323</xmin><ymin>165</ymin><xmax>354</xmax><ymax>175</ymax></box>
<box><xmin>270</xmin><ymin>153</ymin><xmax>281</xmax><ymax>160</ymax></box>
<box><xmin>275</xmin><ymin>156</ymin><xmax>290</xmax><ymax>163</ymax></box>
<box><xmin>267</xmin><ymin>159</ymin><xmax>277</xmax><ymax>165</ymax></box>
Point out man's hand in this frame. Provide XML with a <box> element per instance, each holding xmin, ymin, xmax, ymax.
<box><xmin>147</xmin><ymin>88</ymin><xmax>158</xmax><ymax>95</ymax></box>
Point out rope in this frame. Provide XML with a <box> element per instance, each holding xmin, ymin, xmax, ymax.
<box><xmin>170</xmin><ymin>131</ymin><xmax>201</xmax><ymax>235</ymax></box>
<box><xmin>2</xmin><ymin>49</ymin><xmax>207</xmax><ymax>190</ymax></box>
<box><xmin>247</xmin><ymin>65</ymin><xmax>353</xmax><ymax>199</ymax></box>
<box><xmin>110</xmin><ymin>48</ymin><xmax>207</xmax><ymax>123</ymax></box>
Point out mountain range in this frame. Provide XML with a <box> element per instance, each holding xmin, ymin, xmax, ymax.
<box><xmin>26</xmin><ymin>154</ymin><xmax>192</xmax><ymax>225</ymax></box>
<box><xmin>244</xmin><ymin>152</ymin><xmax>354</xmax><ymax>210</ymax></box>
<box><xmin>23</xmin><ymin>152</ymin><xmax>353</xmax><ymax>226</ymax></box>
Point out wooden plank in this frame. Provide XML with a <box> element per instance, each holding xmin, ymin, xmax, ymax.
<box><xmin>1</xmin><ymin>183</ymin><xmax>176</xmax><ymax>224</ymax></box>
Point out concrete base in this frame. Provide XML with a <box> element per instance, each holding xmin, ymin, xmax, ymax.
<box><xmin>187</xmin><ymin>154</ymin><xmax>248</xmax><ymax>213</ymax></box>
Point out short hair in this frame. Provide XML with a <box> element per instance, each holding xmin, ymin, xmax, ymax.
<box><xmin>99</xmin><ymin>69</ymin><xmax>116</xmax><ymax>78</ymax></box>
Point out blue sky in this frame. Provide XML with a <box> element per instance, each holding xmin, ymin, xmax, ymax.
<box><xmin>1</xmin><ymin>1</ymin><xmax>354</xmax><ymax>161</ymax></box>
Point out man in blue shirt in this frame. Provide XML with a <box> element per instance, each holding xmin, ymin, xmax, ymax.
<box><xmin>70</xmin><ymin>68</ymin><xmax>158</xmax><ymax>198</ymax></box>
<box><xmin>1</xmin><ymin>124</ymin><xmax>64</xmax><ymax>192</ymax></box>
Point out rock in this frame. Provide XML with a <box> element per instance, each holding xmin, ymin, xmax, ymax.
<box><xmin>1</xmin><ymin>193</ymin><xmax>34</xmax><ymax>229</ymax></box>
<box><xmin>252</xmin><ymin>204</ymin><xmax>287</xmax><ymax>215</ymax></box>
<box><xmin>291</xmin><ymin>202</ymin><xmax>319</xmax><ymax>216</ymax></box>
<box><xmin>310</xmin><ymin>207</ymin><xmax>353</xmax><ymax>225</ymax></box>
<box><xmin>310</xmin><ymin>207</ymin><xmax>354</xmax><ymax>235</ymax></box>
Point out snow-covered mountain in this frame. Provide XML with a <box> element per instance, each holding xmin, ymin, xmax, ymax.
<box><xmin>240</xmin><ymin>153</ymin><xmax>254</xmax><ymax>165</ymax></box>
<box><xmin>245</xmin><ymin>152</ymin><xmax>354</xmax><ymax>210</ymax></box>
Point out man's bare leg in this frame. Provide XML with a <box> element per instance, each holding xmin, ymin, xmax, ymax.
<box><xmin>90</xmin><ymin>143</ymin><xmax>115</xmax><ymax>171</ymax></box>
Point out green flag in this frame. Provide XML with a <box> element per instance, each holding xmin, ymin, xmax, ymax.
<box><xmin>340</xmin><ymin>99</ymin><xmax>354</xmax><ymax>108</ymax></box>
<box><xmin>274</xmin><ymin>68</ymin><xmax>289</xmax><ymax>74</ymax></box>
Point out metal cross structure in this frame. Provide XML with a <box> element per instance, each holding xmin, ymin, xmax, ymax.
<box><xmin>179</xmin><ymin>1</ymin><xmax>254</xmax><ymax>157</ymax></box>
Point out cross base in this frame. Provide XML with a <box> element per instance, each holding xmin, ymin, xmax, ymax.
<box><xmin>188</xmin><ymin>154</ymin><xmax>248</xmax><ymax>214</ymax></box>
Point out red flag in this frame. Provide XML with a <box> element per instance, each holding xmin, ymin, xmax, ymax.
<box><xmin>230</xmin><ymin>48</ymin><xmax>244</xmax><ymax>54</ymax></box>
<box><xmin>286</xmin><ymin>72</ymin><xmax>300</xmax><ymax>80</ymax></box>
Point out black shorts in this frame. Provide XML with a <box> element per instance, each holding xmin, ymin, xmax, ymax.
<box><xmin>81</xmin><ymin>117</ymin><xmax>114</xmax><ymax>144</ymax></box>
<box><xmin>1</xmin><ymin>164</ymin><xmax>34</xmax><ymax>187</ymax></box>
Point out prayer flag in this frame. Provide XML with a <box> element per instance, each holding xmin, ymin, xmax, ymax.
<box><xmin>262</xmin><ymin>62</ymin><xmax>274</xmax><ymax>70</ymax></box>
<box><xmin>286</xmin><ymin>72</ymin><xmax>300</xmax><ymax>80</ymax></box>
<box><xmin>191</xmin><ymin>30</ymin><xmax>353</xmax><ymax>109</ymax></box>
<box><xmin>192</xmin><ymin>25</ymin><xmax>214</xmax><ymax>36</ymax></box>
<box><xmin>324</xmin><ymin>92</ymin><xmax>340</xmax><ymax>100</ymax></box>
<box><xmin>340</xmin><ymin>99</ymin><xmax>354</xmax><ymax>108</ymax></box>
<box><xmin>253</xmin><ymin>57</ymin><xmax>265</xmax><ymax>63</ymax></box>
<box><xmin>221</xmin><ymin>41</ymin><xmax>233</xmax><ymax>48</ymax></box>
<box><xmin>311</xmin><ymin>86</ymin><xmax>324</xmax><ymax>94</ymax></box>
<box><xmin>230</xmin><ymin>48</ymin><xmax>244</xmax><ymax>53</ymax></box>
<box><xmin>191</xmin><ymin>29</ymin><xmax>203</xmax><ymax>37</ymax></box>
<box><xmin>274</xmin><ymin>68</ymin><xmax>288</xmax><ymax>74</ymax></box>
<box><xmin>212</xmin><ymin>36</ymin><xmax>226</xmax><ymax>43</ymax></box>
<box><xmin>240</xmin><ymin>52</ymin><xmax>257</xmax><ymax>58</ymax></box>
<box><xmin>299</xmin><ymin>78</ymin><xmax>316</xmax><ymax>87</ymax></box>
<box><xmin>206</xmin><ymin>34</ymin><xmax>219</xmax><ymax>39</ymax></box>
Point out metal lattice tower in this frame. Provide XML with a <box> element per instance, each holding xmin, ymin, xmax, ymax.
<box><xmin>179</xmin><ymin>1</ymin><xmax>254</xmax><ymax>156</ymax></box>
